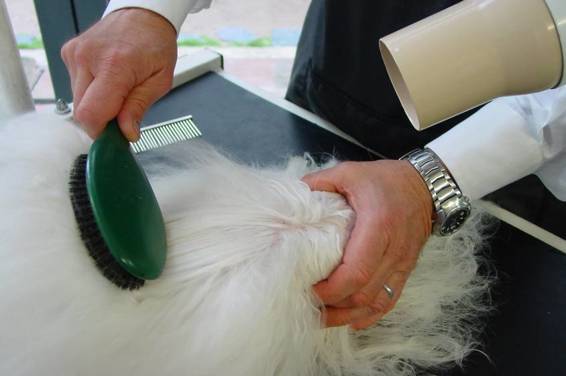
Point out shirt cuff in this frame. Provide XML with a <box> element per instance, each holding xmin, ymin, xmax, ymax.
<box><xmin>103</xmin><ymin>0</ymin><xmax>212</xmax><ymax>33</ymax></box>
<box><xmin>426</xmin><ymin>100</ymin><xmax>544</xmax><ymax>200</ymax></box>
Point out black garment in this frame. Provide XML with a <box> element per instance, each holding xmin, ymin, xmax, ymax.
<box><xmin>286</xmin><ymin>0</ymin><xmax>475</xmax><ymax>158</ymax></box>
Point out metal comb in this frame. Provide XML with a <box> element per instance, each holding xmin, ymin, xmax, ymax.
<box><xmin>130</xmin><ymin>115</ymin><xmax>202</xmax><ymax>154</ymax></box>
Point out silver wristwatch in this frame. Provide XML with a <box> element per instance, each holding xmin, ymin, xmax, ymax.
<box><xmin>401</xmin><ymin>148</ymin><xmax>471</xmax><ymax>236</ymax></box>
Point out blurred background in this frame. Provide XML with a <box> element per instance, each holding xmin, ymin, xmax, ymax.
<box><xmin>5</xmin><ymin>0</ymin><xmax>310</xmax><ymax>108</ymax></box>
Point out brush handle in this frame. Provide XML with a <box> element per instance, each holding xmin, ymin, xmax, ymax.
<box><xmin>87</xmin><ymin>119</ymin><xmax>167</xmax><ymax>280</ymax></box>
<box><xmin>96</xmin><ymin>119</ymin><xmax>130</xmax><ymax>150</ymax></box>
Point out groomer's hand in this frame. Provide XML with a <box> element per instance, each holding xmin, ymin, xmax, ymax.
<box><xmin>61</xmin><ymin>8</ymin><xmax>177</xmax><ymax>141</ymax></box>
<box><xmin>303</xmin><ymin>160</ymin><xmax>433</xmax><ymax>330</ymax></box>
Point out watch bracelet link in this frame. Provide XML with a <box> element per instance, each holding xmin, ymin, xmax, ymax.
<box><xmin>400</xmin><ymin>148</ymin><xmax>470</xmax><ymax>236</ymax></box>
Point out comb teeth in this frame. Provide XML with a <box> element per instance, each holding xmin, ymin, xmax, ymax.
<box><xmin>131</xmin><ymin>115</ymin><xmax>202</xmax><ymax>153</ymax></box>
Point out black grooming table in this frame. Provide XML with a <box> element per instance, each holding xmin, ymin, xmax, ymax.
<box><xmin>142</xmin><ymin>72</ymin><xmax>566</xmax><ymax>376</ymax></box>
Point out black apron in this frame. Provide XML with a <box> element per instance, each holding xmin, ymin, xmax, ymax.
<box><xmin>286</xmin><ymin>0</ymin><xmax>475</xmax><ymax>158</ymax></box>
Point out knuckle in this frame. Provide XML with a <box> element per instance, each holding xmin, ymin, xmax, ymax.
<box><xmin>126</xmin><ymin>96</ymin><xmax>149</xmax><ymax>116</ymax></box>
<box><xmin>398</xmin><ymin>255</ymin><xmax>418</xmax><ymax>272</ymax></box>
<box><xmin>394</xmin><ymin>245</ymin><xmax>420</xmax><ymax>269</ymax></box>
<box><xmin>60</xmin><ymin>41</ymin><xmax>73</xmax><ymax>62</ymax></box>
<box><xmin>364</xmin><ymin>306</ymin><xmax>377</xmax><ymax>317</ymax></box>
<box><xmin>160</xmin><ymin>71</ymin><xmax>174</xmax><ymax>91</ymax></box>
<box><xmin>336</xmin><ymin>161</ymin><xmax>357</xmax><ymax>175</ymax></box>
<box><xmin>153</xmin><ymin>80</ymin><xmax>173</xmax><ymax>100</ymax></box>
<box><xmin>99</xmin><ymin>56</ymin><xmax>138</xmax><ymax>89</ymax></box>
<box><xmin>72</xmin><ymin>42</ymin><xmax>94</xmax><ymax>67</ymax></box>
<box><xmin>351</xmin><ymin>266</ymin><xmax>372</xmax><ymax>288</ymax></box>
<box><xmin>351</xmin><ymin>291</ymin><xmax>372</xmax><ymax>307</ymax></box>
<box><xmin>72</xmin><ymin>51</ymin><xmax>86</xmax><ymax>67</ymax></box>
<box><xmin>369</xmin><ymin>300</ymin><xmax>387</xmax><ymax>315</ymax></box>
<box><xmin>103</xmin><ymin>44</ymin><xmax>141</xmax><ymax>69</ymax></box>
<box><xmin>74</xmin><ymin>105</ymin><xmax>97</xmax><ymax>125</ymax></box>
<box><xmin>98</xmin><ymin>55</ymin><xmax>133</xmax><ymax>81</ymax></box>
<box><xmin>61</xmin><ymin>39</ymin><xmax>84</xmax><ymax>66</ymax></box>
<box><xmin>104</xmin><ymin>49</ymin><xmax>129</xmax><ymax>66</ymax></box>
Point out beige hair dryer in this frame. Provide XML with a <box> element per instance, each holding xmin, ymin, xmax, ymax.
<box><xmin>379</xmin><ymin>0</ymin><xmax>566</xmax><ymax>130</ymax></box>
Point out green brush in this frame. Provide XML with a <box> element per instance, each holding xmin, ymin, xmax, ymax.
<box><xmin>69</xmin><ymin>119</ymin><xmax>167</xmax><ymax>290</ymax></box>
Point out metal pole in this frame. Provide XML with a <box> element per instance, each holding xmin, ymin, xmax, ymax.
<box><xmin>0</xmin><ymin>0</ymin><xmax>34</xmax><ymax>121</ymax></box>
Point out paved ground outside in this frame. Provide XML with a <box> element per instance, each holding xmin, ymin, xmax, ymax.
<box><xmin>6</xmin><ymin>0</ymin><xmax>309</xmax><ymax>106</ymax></box>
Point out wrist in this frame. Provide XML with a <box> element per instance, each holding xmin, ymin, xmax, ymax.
<box><xmin>401</xmin><ymin>148</ymin><xmax>471</xmax><ymax>236</ymax></box>
<box><xmin>399</xmin><ymin>160</ymin><xmax>435</xmax><ymax>223</ymax></box>
<box><xmin>105</xmin><ymin>7</ymin><xmax>177</xmax><ymax>36</ymax></box>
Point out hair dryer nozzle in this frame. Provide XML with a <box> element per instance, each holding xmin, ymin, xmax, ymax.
<box><xmin>380</xmin><ymin>0</ymin><xmax>564</xmax><ymax>131</ymax></box>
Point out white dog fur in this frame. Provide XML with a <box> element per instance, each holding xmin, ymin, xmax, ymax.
<box><xmin>0</xmin><ymin>112</ymin><xmax>491</xmax><ymax>376</ymax></box>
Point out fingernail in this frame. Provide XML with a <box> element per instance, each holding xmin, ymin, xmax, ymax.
<box><xmin>131</xmin><ymin>120</ymin><xmax>141</xmax><ymax>141</ymax></box>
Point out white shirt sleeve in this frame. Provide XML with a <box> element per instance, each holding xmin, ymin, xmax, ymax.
<box><xmin>427</xmin><ymin>87</ymin><xmax>566</xmax><ymax>201</ymax></box>
<box><xmin>103</xmin><ymin>0</ymin><xmax>212</xmax><ymax>33</ymax></box>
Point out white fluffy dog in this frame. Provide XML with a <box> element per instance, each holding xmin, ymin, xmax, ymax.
<box><xmin>0</xmin><ymin>112</ymin><xmax>490</xmax><ymax>376</ymax></box>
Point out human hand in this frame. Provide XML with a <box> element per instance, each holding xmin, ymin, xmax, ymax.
<box><xmin>303</xmin><ymin>160</ymin><xmax>433</xmax><ymax>330</ymax></box>
<box><xmin>61</xmin><ymin>8</ymin><xmax>178</xmax><ymax>141</ymax></box>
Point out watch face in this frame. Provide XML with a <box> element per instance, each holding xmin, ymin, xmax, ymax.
<box><xmin>441</xmin><ymin>207</ymin><xmax>471</xmax><ymax>235</ymax></box>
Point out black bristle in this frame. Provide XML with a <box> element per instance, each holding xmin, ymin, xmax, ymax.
<box><xmin>69</xmin><ymin>154</ymin><xmax>145</xmax><ymax>290</ymax></box>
